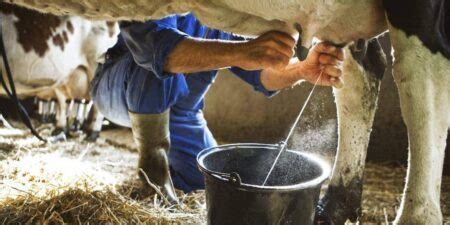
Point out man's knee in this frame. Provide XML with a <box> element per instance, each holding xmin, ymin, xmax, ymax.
<box><xmin>125</xmin><ymin>69</ymin><xmax>189</xmax><ymax>114</ymax></box>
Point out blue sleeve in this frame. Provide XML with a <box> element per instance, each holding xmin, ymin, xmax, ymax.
<box><xmin>229</xmin><ymin>33</ymin><xmax>246</xmax><ymax>41</ymax></box>
<box><xmin>228</xmin><ymin>67</ymin><xmax>279</xmax><ymax>97</ymax></box>
<box><xmin>120</xmin><ymin>16</ymin><xmax>188</xmax><ymax>79</ymax></box>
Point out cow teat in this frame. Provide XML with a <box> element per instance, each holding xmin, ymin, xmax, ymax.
<box><xmin>294</xmin><ymin>23</ymin><xmax>309</xmax><ymax>61</ymax></box>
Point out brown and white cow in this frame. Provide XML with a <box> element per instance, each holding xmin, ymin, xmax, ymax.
<box><xmin>3</xmin><ymin>0</ymin><xmax>449</xmax><ymax>224</ymax></box>
<box><xmin>0</xmin><ymin>3</ymin><xmax>118</xmax><ymax>139</ymax></box>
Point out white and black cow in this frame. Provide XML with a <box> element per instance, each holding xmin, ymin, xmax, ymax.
<box><xmin>4</xmin><ymin>0</ymin><xmax>449</xmax><ymax>224</ymax></box>
<box><xmin>0</xmin><ymin>3</ymin><xmax>119</xmax><ymax>140</ymax></box>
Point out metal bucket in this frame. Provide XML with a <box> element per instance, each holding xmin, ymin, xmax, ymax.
<box><xmin>197</xmin><ymin>143</ymin><xmax>330</xmax><ymax>225</ymax></box>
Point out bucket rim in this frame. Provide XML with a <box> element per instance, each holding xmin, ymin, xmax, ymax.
<box><xmin>197</xmin><ymin>143</ymin><xmax>331</xmax><ymax>192</ymax></box>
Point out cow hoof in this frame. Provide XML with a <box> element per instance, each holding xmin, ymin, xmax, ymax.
<box><xmin>48</xmin><ymin>130</ymin><xmax>67</xmax><ymax>143</ymax></box>
<box><xmin>314</xmin><ymin>212</ymin><xmax>333</xmax><ymax>225</ymax></box>
<box><xmin>314</xmin><ymin>180</ymin><xmax>363</xmax><ymax>225</ymax></box>
<box><xmin>70</xmin><ymin>119</ymin><xmax>85</xmax><ymax>132</ymax></box>
<box><xmin>51</xmin><ymin>127</ymin><xmax>69</xmax><ymax>137</ymax></box>
<box><xmin>314</xmin><ymin>205</ymin><xmax>333</xmax><ymax>225</ymax></box>
<box><xmin>84</xmin><ymin>130</ymin><xmax>100</xmax><ymax>142</ymax></box>
<box><xmin>314</xmin><ymin>196</ymin><xmax>350</xmax><ymax>225</ymax></box>
<box><xmin>39</xmin><ymin>115</ymin><xmax>50</xmax><ymax>124</ymax></box>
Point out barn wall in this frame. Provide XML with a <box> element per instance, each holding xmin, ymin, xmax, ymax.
<box><xmin>204</xmin><ymin>71</ymin><xmax>338</xmax><ymax>166</ymax></box>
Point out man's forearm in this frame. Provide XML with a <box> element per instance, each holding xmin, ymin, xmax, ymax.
<box><xmin>164</xmin><ymin>38</ymin><xmax>245</xmax><ymax>74</ymax></box>
<box><xmin>164</xmin><ymin>31</ymin><xmax>297</xmax><ymax>74</ymax></box>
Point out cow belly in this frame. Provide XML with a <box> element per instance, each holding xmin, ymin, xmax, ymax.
<box><xmin>7</xmin><ymin>0</ymin><xmax>387</xmax><ymax>43</ymax></box>
<box><xmin>307</xmin><ymin>0</ymin><xmax>387</xmax><ymax>45</ymax></box>
<box><xmin>6</xmin><ymin>0</ymin><xmax>184</xmax><ymax>21</ymax></box>
<box><xmin>7</xmin><ymin>55</ymin><xmax>85</xmax><ymax>86</ymax></box>
<box><xmin>216</xmin><ymin>0</ymin><xmax>387</xmax><ymax>43</ymax></box>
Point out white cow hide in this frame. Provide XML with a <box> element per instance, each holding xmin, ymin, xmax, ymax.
<box><xmin>7</xmin><ymin>0</ymin><xmax>387</xmax><ymax>45</ymax></box>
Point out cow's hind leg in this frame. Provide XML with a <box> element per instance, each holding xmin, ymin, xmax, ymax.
<box><xmin>52</xmin><ymin>88</ymin><xmax>69</xmax><ymax>137</ymax></box>
<box><xmin>315</xmin><ymin>39</ymin><xmax>386</xmax><ymax>224</ymax></box>
<box><xmin>83</xmin><ymin>105</ymin><xmax>104</xmax><ymax>142</ymax></box>
<box><xmin>388</xmin><ymin>25</ymin><xmax>449</xmax><ymax>225</ymax></box>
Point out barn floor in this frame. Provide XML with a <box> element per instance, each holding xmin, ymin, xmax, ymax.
<box><xmin>0</xmin><ymin>125</ymin><xmax>449</xmax><ymax>224</ymax></box>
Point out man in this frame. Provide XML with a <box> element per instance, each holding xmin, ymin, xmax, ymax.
<box><xmin>91</xmin><ymin>13</ymin><xmax>344</xmax><ymax>202</ymax></box>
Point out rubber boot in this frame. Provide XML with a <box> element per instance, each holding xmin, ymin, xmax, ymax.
<box><xmin>129</xmin><ymin>110</ymin><xmax>179</xmax><ymax>204</ymax></box>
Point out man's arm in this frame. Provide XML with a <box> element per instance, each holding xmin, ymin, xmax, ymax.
<box><xmin>166</xmin><ymin>31</ymin><xmax>344</xmax><ymax>90</ymax></box>
<box><xmin>164</xmin><ymin>31</ymin><xmax>296</xmax><ymax>74</ymax></box>
<box><xmin>163</xmin><ymin>39</ymin><xmax>244</xmax><ymax>73</ymax></box>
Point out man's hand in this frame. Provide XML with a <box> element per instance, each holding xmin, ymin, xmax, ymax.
<box><xmin>236</xmin><ymin>31</ymin><xmax>296</xmax><ymax>71</ymax></box>
<box><xmin>301</xmin><ymin>42</ymin><xmax>344</xmax><ymax>87</ymax></box>
<box><xmin>260</xmin><ymin>42</ymin><xmax>344</xmax><ymax>90</ymax></box>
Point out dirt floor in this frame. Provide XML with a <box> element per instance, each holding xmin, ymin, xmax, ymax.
<box><xmin>0</xmin><ymin>125</ymin><xmax>449</xmax><ymax>224</ymax></box>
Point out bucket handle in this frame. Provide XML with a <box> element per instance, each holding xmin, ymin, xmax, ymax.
<box><xmin>198</xmin><ymin>165</ymin><xmax>242</xmax><ymax>186</ymax></box>
<box><xmin>225</xmin><ymin>172</ymin><xmax>242</xmax><ymax>186</ymax></box>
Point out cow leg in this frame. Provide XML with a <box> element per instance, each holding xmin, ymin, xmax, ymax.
<box><xmin>315</xmin><ymin>39</ymin><xmax>386</xmax><ymax>224</ymax></box>
<box><xmin>388</xmin><ymin>26</ymin><xmax>449</xmax><ymax>225</ymax></box>
<box><xmin>53</xmin><ymin>88</ymin><xmax>69</xmax><ymax>136</ymax></box>
<box><xmin>62</xmin><ymin>66</ymin><xmax>90</xmax><ymax>133</ymax></box>
<box><xmin>83</xmin><ymin>104</ymin><xmax>104</xmax><ymax>142</ymax></box>
<box><xmin>37</xmin><ymin>99</ymin><xmax>45</xmax><ymax>122</ymax></box>
<box><xmin>40</xmin><ymin>100</ymin><xmax>50</xmax><ymax>123</ymax></box>
<box><xmin>71</xmin><ymin>99</ymin><xmax>85</xmax><ymax>131</ymax></box>
<box><xmin>44</xmin><ymin>99</ymin><xmax>56</xmax><ymax>123</ymax></box>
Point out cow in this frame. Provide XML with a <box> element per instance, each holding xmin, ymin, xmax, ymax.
<box><xmin>0</xmin><ymin>3</ymin><xmax>119</xmax><ymax>140</ymax></box>
<box><xmin>4</xmin><ymin>0</ymin><xmax>449</xmax><ymax>224</ymax></box>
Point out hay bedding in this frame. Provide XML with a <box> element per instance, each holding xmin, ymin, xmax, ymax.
<box><xmin>0</xmin><ymin>125</ymin><xmax>206</xmax><ymax>224</ymax></box>
<box><xmin>0</xmin><ymin>126</ymin><xmax>448</xmax><ymax>224</ymax></box>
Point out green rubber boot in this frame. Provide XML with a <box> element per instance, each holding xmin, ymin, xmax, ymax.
<box><xmin>129</xmin><ymin>110</ymin><xmax>178</xmax><ymax>204</ymax></box>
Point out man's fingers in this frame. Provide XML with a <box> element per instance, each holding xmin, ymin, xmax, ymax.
<box><xmin>315</xmin><ymin>75</ymin><xmax>343</xmax><ymax>88</ymax></box>
<box><xmin>318</xmin><ymin>54</ymin><xmax>342</xmax><ymax>65</ymax></box>
<box><xmin>260</xmin><ymin>31</ymin><xmax>296</xmax><ymax>58</ymax></box>
<box><xmin>322</xmin><ymin>65</ymin><xmax>343</xmax><ymax>77</ymax></box>
<box><xmin>328</xmin><ymin>76</ymin><xmax>344</xmax><ymax>88</ymax></box>
<box><xmin>248</xmin><ymin>31</ymin><xmax>297</xmax><ymax>67</ymax></box>
<box><xmin>265</xmin><ymin>31</ymin><xmax>296</xmax><ymax>49</ymax></box>
<box><xmin>265</xmin><ymin>40</ymin><xmax>295</xmax><ymax>58</ymax></box>
<box><xmin>314</xmin><ymin>43</ymin><xmax>344</xmax><ymax>60</ymax></box>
